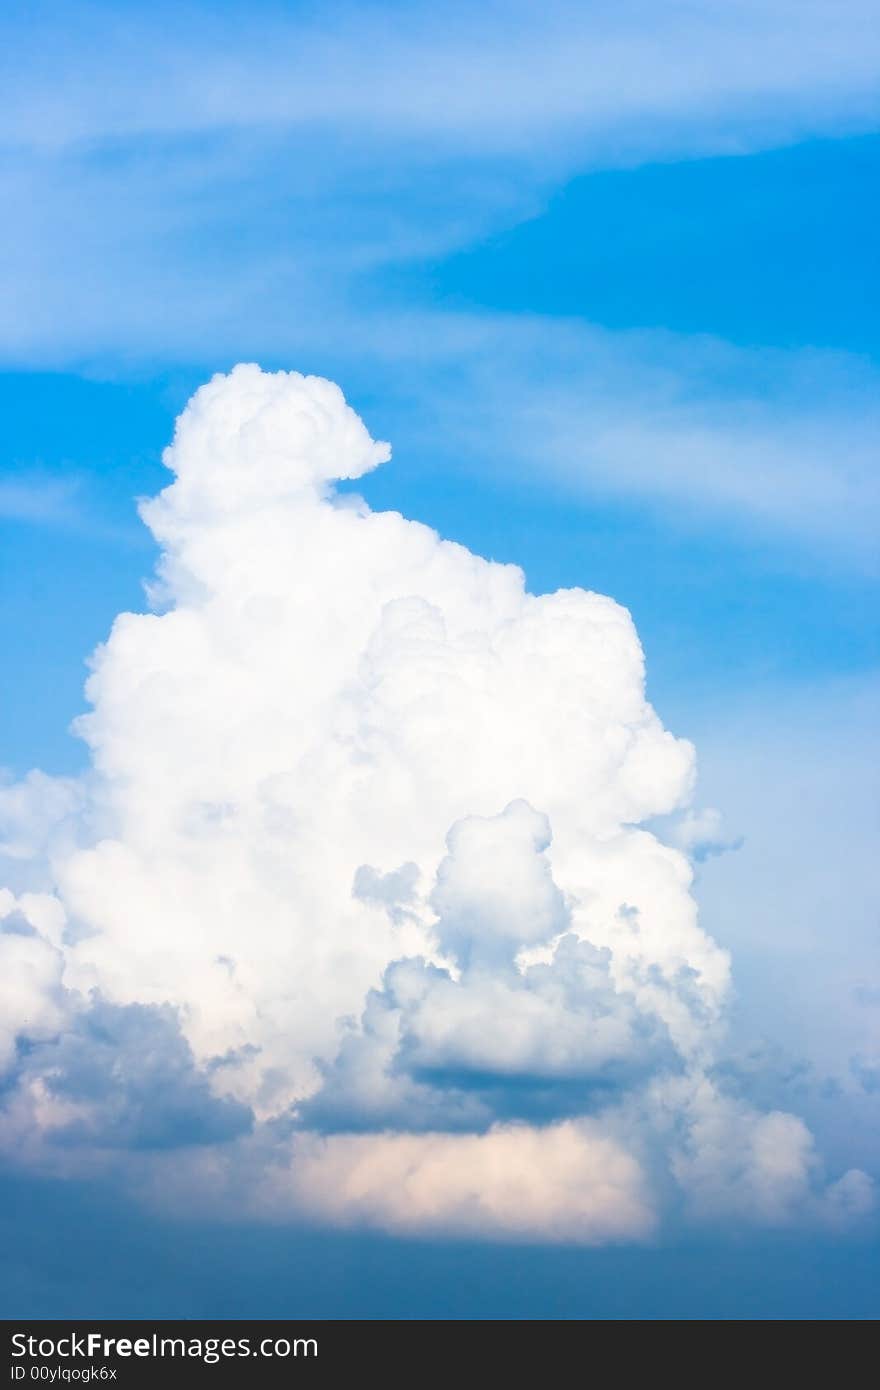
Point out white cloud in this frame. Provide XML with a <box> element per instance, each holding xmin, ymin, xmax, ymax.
<box><xmin>430</xmin><ymin>800</ymin><xmax>568</xmax><ymax>967</ymax></box>
<box><xmin>286</xmin><ymin>1121</ymin><xmax>655</xmax><ymax>1244</ymax></box>
<box><xmin>663</xmin><ymin>1074</ymin><xmax>819</xmax><ymax>1225</ymax></box>
<box><xmin>52</xmin><ymin>365</ymin><xmax>702</xmax><ymax>1110</ymax></box>
<box><xmin>7</xmin><ymin>294</ymin><xmax>876</xmax><ymax>564</ymax></box>
<box><xmin>396</xmin><ymin>316</ymin><xmax>880</xmax><ymax>565</ymax></box>
<box><xmin>305</xmin><ymin>802</ymin><xmax>686</xmax><ymax>1134</ymax></box>
<box><xmin>652</xmin><ymin>1072</ymin><xmax>876</xmax><ymax>1229</ymax></box>
<box><xmin>0</xmin><ymin>364</ymin><xmax>872</xmax><ymax>1240</ymax></box>
<box><xmin>662</xmin><ymin>807</ymin><xmax>742</xmax><ymax>862</ymax></box>
<box><xmin>0</xmin><ymin>770</ymin><xmax>83</xmax><ymax>863</ymax></box>
<box><xmin>0</xmin><ymin>891</ymin><xmax>66</xmax><ymax>1071</ymax></box>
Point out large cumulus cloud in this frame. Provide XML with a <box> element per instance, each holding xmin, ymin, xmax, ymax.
<box><xmin>0</xmin><ymin>364</ymin><xmax>872</xmax><ymax>1241</ymax></box>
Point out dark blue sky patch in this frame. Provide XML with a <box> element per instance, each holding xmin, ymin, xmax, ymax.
<box><xmin>400</xmin><ymin>134</ymin><xmax>880</xmax><ymax>356</ymax></box>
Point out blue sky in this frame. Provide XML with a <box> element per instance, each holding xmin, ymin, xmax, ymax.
<box><xmin>4</xmin><ymin>1170</ymin><xmax>880</xmax><ymax>1321</ymax></box>
<box><xmin>1</xmin><ymin>0</ymin><xmax>879</xmax><ymax>1318</ymax></box>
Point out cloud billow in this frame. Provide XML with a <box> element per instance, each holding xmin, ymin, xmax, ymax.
<box><xmin>0</xmin><ymin>364</ymin><xmax>872</xmax><ymax>1241</ymax></box>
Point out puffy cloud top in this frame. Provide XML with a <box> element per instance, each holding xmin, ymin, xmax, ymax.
<box><xmin>430</xmin><ymin>801</ymin><xmax>567</xmax><ymax>967</ymax></box>
<box><xmin>154</xmin><ymin>364</ymin><xmax>390</xmax><ymax>515</ymax></box>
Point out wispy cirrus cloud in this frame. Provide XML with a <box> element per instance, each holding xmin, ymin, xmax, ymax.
<box><xmin>2</xmin><ymin>0</ymin><xmax>880</xmax><ymax>368</ymax></box>
<box><xmin>0</xmin><ymin>473</ymin><xmax>83</xmax><ymax>526</ymax></box>
<box><xmin>4</xmin><ymin>1</ymin><xmax>879</xmax><ymax>155</ymax></box>
<box><xmin>1</xmin><ymin>2</ymin><xmax>877</xmax><ymax>563</ymax></box>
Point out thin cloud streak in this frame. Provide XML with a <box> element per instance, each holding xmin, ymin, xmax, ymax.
<box><xmin>4</xmin><ymin>1</ymin><xmax>879</xmax><ymax>154</ymax></box>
